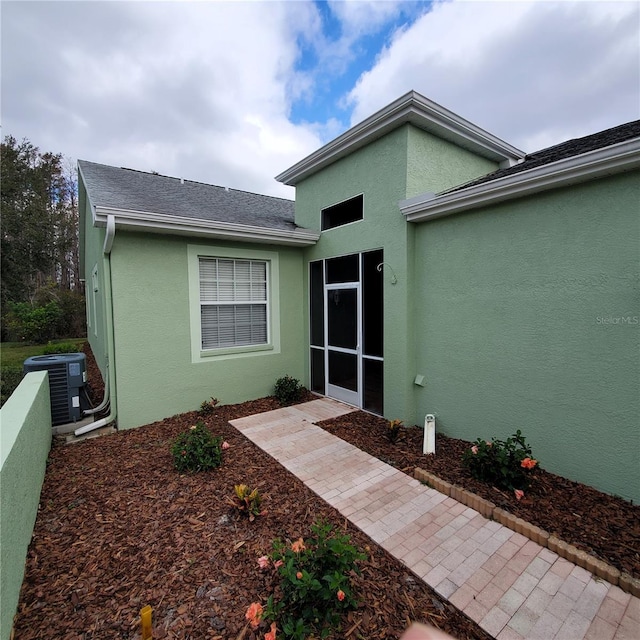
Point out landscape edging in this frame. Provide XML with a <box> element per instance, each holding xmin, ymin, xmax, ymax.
<box><xmin>414</xmin><ymin>467</ymin><xmax>640</xmax><ymax>597</ymax></box>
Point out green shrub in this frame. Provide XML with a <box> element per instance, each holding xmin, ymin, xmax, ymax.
<box><xmin>462</xmin><ymin>430</ymin><xmax>538</xmax><ymax>492</ymax></box>
<box><xmin>170</xmin><ymin>421</ymin><xmax>223</xmax><ymax>473</ymax></box>
<box><xmin>4</xmin><ymin>300</ymin><xmax>62</xmax><ymax>344</ymax></box>
<box><xmin>42</xmin><ymin>341</ymin><xmax>81</xmax><ymax>355</ymax></box>
<box><xmin>274</xmin><ymin>375</ymin><xmax>302</xmax><ymax>405</ymax></box>
<box><xmin>260</xmin><ymin>520</ymin><xmax>366</xmax><ymax>639</ymax></box>
<box><xmin>0</xmin><ymin>366</ymin><xmax>24</xmax><ymax>407</ymax></box>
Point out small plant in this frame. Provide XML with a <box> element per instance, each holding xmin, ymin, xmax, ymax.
<box><xmin>387</xmin><ymin>419</ymin><xmax>403</xmax><ymax>443</ymax></box>
<box><xmin>252</xmin><ymin>519</ymin><xmax>366</xmax><ymax>639</ymax></box>
<box><xmin>462</xmin><ymin>430</ymin><xmax>538</xmax><ymax>493</ymax></box>
<box><xmin>274</xmin><ymin>375</ymin><xmax>302</xmax><ymax>406</ymax></box>
<box><xmin>229</xmin><ymin>484</ymin><xmax>264</xmax><ymax>521</ymax></box>
<box><xmin>198</xmin><ymin>396</ymin><xmax>220</xmax><ymax>415</ymax></box>
<box><xmin>170</xmin><ymin>421</ymin><xmax>222</xmax><ymax>473</ymax></box>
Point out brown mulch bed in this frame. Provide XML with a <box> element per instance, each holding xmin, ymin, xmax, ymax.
<box><xmin>317</xmin><ymin>412</ymin><xmax>640</xmax><ymax>580</ymax></box>
<box><xmin>14</xmin><ymin>397</ymin><xmax>491</xmax><ymax>640</ymax></box>
<box><xmin>17</xmin><ymin>345</ymin><xmax>635</xmax><ymax>639</ymax></box>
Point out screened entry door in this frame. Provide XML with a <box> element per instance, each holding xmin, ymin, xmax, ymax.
<box><xmin>325</xmin><ymin>284</ymin><xmax>360</xmax><ymax>406</ymax></box>
<box><xmin>309</xmin><ymin>250</ymin><xmax>383</xmax><ymax>415</ymax></box>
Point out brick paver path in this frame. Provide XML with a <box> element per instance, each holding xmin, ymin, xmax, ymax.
<box><xmin>230</xmin><ymin>399</ymin><xmax>639</xmax><ymax>640</ymax></box>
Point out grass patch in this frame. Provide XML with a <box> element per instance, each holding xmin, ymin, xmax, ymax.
<box><xmin>0</xmin><ymin>338</ymin><xmax>86</xmax><ymax>406</ymax></box>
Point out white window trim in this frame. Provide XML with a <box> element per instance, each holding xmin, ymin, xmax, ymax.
<box><xmin>188</xmin><ymin>244</ymin><xmax>281</xmax><ymax>363</ymax></box>
<box><xmin>320</xmin><ymin>192</ymin><xmax>365</xmax><ymax>232</ymax></box>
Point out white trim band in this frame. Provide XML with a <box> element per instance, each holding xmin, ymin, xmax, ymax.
<box><xmin>276</xmin><ymin>91</ymin><xmax>524</xmax><ymax>186</ymax></box>
<box><xmin>92</xmin><ymin>206</ymin><xmax>320</xmax><ymax>246</ymax></box>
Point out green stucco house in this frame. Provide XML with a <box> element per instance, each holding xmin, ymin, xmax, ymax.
<box><xmin>79</xmin><ymin>91</ymin><xmax>640</xmax><ymax>502</ymax></box>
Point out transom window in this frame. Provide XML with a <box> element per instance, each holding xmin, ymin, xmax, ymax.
<box><xmin>199</xmin><ymin>258</ymin><xmax>268</xmax><ymax>349</ymax></box>
<box><xmin>321</xmin><ymin>194</ymin><xmax>363</xmax><ymax>231</ymax></box>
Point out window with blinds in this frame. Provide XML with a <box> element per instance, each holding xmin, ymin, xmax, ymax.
<box><xmin>199</xmin><ymin>258</ymin><xmax>268</xmax><ymax>349</ymax></box>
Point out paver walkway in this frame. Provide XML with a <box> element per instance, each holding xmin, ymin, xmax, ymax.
<box><xmin>230</xmin><ymin>399</ymin><xmax>639</xmax><ymax>640</ymax></box>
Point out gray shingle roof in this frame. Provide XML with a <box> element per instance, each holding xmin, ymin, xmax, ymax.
<box><xmin>442</xmin><ymin>119</ymin><xmax>640</xmax><ymax>194</ymax></box>
<box><xmin>78</xmin><ymin>160</ymin><xmax>297</xmax><ymax>232</ymax></box>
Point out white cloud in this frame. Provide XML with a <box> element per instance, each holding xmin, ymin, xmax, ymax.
<box><xmin>327</xmin><ymin>0</ymin><xmax>414</xmax><ymax>37</ymax></box>
<box><xmin>346</xmin><ymin>0</ymin><xmax>640</xmax><ymax>151</ymax></box>
<box><xmin>1</xmin><ymin>1</ymin><xmax>323</xmax><ymax>197</ymax></box>
<box><xmin>2</xmin><ymin>0</ymin><xmax>638</xmax><ymax>200</ymax></box>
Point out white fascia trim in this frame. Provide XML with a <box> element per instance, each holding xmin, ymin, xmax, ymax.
<box><xmin>276</xmin><ymin>91</ymin><xmax>525</xmax><ymax>186</ymax></box>
<box><xmin>401</xmin><ymin>138</ymin><xmax>640</xmax><ymax>222</ymax></box>
<box><xmin>92</xmin><ymin>206</ymin><xmax>320</xmax><ymax>246</ymax></box>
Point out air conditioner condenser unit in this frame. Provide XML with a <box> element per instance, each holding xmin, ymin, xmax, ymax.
<box><xmin>23</xmin><ymin>353</ymin><xmax>88</xmax><ymax>426</ymax></box>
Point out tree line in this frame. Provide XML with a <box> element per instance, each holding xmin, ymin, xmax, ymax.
<box><xmin>1</xmin><ymin>135</ymin><xmax>85</xmax><ymax>342</ymax></box>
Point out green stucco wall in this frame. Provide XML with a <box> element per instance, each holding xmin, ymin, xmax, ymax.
<box><xmin>79</xmin><ymin>179</ymin><xmax>108</xmax><ymax>379</ymax></box>
<box><xmin>295</xmin><ymin>124</ymin><xmax>501</xmax><ymax>422</ymax></box>
<box><xmin>412</xmin><ymin>171</ymin><xmax>640</xmax><ymax>502</ymax></box>
<box><xmin>406</xmin><ymin>126</ymin><xmax>498</xmax><ymax>198</ymax></box>
<box><xmin>0</xmin><ymin>371</ymin><xmax>51</xmax><ymax>640</ymax></box>
<box><xmin>109</xmin><ymin>232</ymin><xmax>308</xmax><ymax>429</ymax></box>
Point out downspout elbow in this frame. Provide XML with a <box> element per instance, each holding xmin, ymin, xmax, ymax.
<box><xmin>103</xmin><ymin>214</ymin><xmax>115</xmax><ymax>254</ymax></box>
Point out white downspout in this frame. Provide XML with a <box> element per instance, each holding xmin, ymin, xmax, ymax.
<box><xmin>75</xmin><ymin>215</ymin><xmax>118</xmax><ymax>436</ymax></box>
<box><xmin>82</xmin><ymin>363</ymin><xmax>109</xmax><ymax>415</ymax></box>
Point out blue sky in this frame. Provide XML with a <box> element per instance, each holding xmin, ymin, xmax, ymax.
<box><xmin>289</xmin><ymin>1</ymin><xmax>431</xmax><ymax>129</ymax></box>
<box><xmin>2</xmin><ymin>1</ymin><xmax>639</xmax><ymax>198</ymax></box>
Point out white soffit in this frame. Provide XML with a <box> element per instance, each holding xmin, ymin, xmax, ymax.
<box><xmin>276</xmin><ymin>91</ymin><xmax>525</xmax><ymax>186</ymax></box>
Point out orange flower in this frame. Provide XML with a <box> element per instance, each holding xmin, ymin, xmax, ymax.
<box><xmin>337</xmin><ymin>590</ymin><xmax>345</xmax><ymax>601</ymax></box>
<box><xmin>245</xmin><ymin>602</ymin><xmax>263</xmax><ymax>628</ymax></box>
<box><xmin>291</xmin><ymin>538</ymin><xmax>306</xmax><ymax>553</ymax></box>
<box><xmin>265</xmin><ymin>621</ymin><xmax>277</xmax><ymax>640</ymax></box>
<box><xmin>273</xmin><ymin>560</ymin><xmax>284</xmax><ymax>569</ymax></box>
<box><xmin>521</xmin><ymin>457</ymin><xmax>537</xmax><ymax>470</ymax></box>
<box><xmin>471</xmin><ymin>445</ymin><xmax>478</xmax><ymax>455</ymax></box>
<box><xmin>257</xmin><ymin>555</ymin><xmax>270</xmax><ymax>570</ymax></box>
<box><xmin>514</xmin><ymin>489</ymin><xmax>524</xmax><ymax>501</ymax></box>
<box><xmin>296</xmin><ymin>571</ymin><xmax>303</xmax><ymax>579</ymax></box>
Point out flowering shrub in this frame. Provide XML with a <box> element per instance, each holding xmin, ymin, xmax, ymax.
<box><xmin>387</xmin><ymin>419</ymin><xmax>403</xmax><ymax>443</ymax></box>
<box><xmin>274</xmin><ymin>375</ymin><xmax>302</xmax><ymax>406</ymax></box>
<box><xmin>254</xmin><ymin>520</ymin><xmax>366</xmax><ymax>639</ymax></box>
<box><xmin>198</xmin><ymin>396</ymin><xmax>220</xmax><ymax>415</ymax></box>
<box><xmin>229</xmin><ymin>484</ymin><xmax>264</xmax><ymax>521</ymax></box>
<box><xmin>170</xmin><ymin>421</ymin><xmax>222</xmax><ymax>473</ymax></box>
<box><xmin>462</xmin><ymin>430</ymin><xmax>538</xmax><ymax>492</ymax></box>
